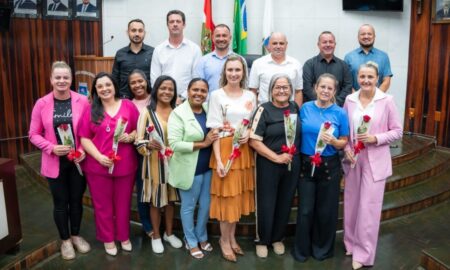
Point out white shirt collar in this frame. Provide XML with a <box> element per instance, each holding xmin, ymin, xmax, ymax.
<box><xmin>348</xmin><ymin>88</ymin><xmax>386</xmax><ymax>102</ymax></box>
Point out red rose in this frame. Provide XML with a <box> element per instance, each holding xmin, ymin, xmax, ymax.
<box><xmin>67</xmin><ymin>149</ymin><xmax>81</xmax><ymax>161</ymax></box>
<box><xmin>324</xmin><ymin>121</ymin><xmax>332</xmax><ymax>129</ymax></box>
<box><xmin>146</xmin><ymin>125</ymin><xmax>155</xmax><ymax>133</ymax></box>
<box><xmin>164</xmin><ymin>148</ymin><xmax>174</xmax><ymax>157</ymax></box>
<box><xmin>59</xmin><ymin>124</ymin><xmax>69</xmax><ymax>131</ymax></box>
<box><xmin>363</xmin><ymin>115</ymin><xmax>371</xmax><ymax>123</ymax></box>
<box><xmin>242</xmin><ymin>119</ymin><xmax>250</xmax><ymax>126</ymax></box>
<box><xmin>121</xmin><ymin>116</ymin><xmax>128</xmax><ymax>124</ymax></box>
<box><xmin>283</xmin><ymin>110</ymin><xmax>290</xmax><ymax>117</ymax></box>
<box><xmin>108</xmin><ymin>151</ymin><xmax>121</xmax><ymax>162</ymax></box>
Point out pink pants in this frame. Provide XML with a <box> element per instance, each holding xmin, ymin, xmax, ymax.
<box><xmin>86</xmin><ymin>173</ymin><xmax>135</xmax><ymax>243</ymax></box>
<box><xmin>343</xmin><ymin>149</ymin><xmax>386</xmax><ymax>266</ymax></box>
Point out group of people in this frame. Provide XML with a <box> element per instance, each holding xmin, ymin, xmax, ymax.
<box><xmin>28</xmin><ymin>9</ymin><xmax>403</xmax><ymax>270</ymax></box>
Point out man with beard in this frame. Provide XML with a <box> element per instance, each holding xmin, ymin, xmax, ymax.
<box><xmin>112</xmin><ymin>19</ymin><xmax>154</xmax><ymax>99</ymax></box>
<box><xmin>195</xmin><ymin>24</ymin><xmax>245</xmax><ymax>93</ymax></box>
<box><xmin>151</xmin><ymin>10</ymin><xmax>202</xmax><ymax>104</ymax></box>
<box><xmin>249</xmin><ymin>32</ymin><xmax>303</xmax><ymax>106</ymax></box>
<box><xmin>302</xmin><ymin>31</ymin><xmax>352</xmax><ymax>106</ymax></box>
<box><xmin>344</xmin><ymin>24</ymin><xmax>392</xmax><ymax>92</ymax></box>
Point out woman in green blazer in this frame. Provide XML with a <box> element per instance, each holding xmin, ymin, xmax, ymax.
<box><xmin>168</xmin><ymin>78</ymin><xmax>219</xmax><ymax>259</ymax></box>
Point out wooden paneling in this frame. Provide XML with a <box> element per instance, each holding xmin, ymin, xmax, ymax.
<box><xmin>0</xmin><ymin>18</ymin><xmax>102</xmax><ymax>162</ymax></box>
<box><xmin>405</xmin><ymin>0</ymin><xmax>450</xmax><ymax>147</ymax></box>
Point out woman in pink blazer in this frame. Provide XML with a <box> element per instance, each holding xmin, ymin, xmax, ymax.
<box><xmin>342</xmin><ymin>62</ymin><xmax>402</xmax><ymax>269</ymax></box>
<box><xmin>29</xmin><ymin>61</ymin><xmax>91</xmax><ymax>260</ymax></box>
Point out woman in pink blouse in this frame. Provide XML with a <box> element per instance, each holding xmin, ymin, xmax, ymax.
<box><xmin>78</xmin><ymin>72</ymin><xmax>140</xmax><ymax>256</ymax></box>
<box><xmin>29</xmin><ymin>61</ymin><xmax>91</xmax><ymax>260</ymax></box>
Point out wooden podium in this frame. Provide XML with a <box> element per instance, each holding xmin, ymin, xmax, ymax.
<box><xmin>74</xmin><ymin>56</ymin><xmax>114</xmax><ymax>97</ymax></box>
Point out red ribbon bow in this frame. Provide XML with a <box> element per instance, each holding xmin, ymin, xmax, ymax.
<box><xmin>108</xmin><ymin>151</ymin><xmax>121</xmax><ymax>162</ymax></box>
<box><xmin>158</xmin><ymin>148</ymin><xmax>174</xmax><ymax>160</ymax></box>
<box><xmin>309</xmin><ymin>152</ymin><xmax>322</xmax><ymax>167</ymax></box>
<box><xmin>353</xmin><ymin>141</ymin><xmax>366</xmax><ymax>154</ymax></box>
<box><xmin>67</xmin><ymin>149</ymin><xmax>81</xmax><ymax>161</ymax></box>
<box><xmin>229</xmin><ymin>147</ymin><xmax>241</xmax><ymax>160</ymax></box>
<box><xmin>281</xmin><ymin>144</ymin><xmax>297</xmax><ymax>155</ymax></box>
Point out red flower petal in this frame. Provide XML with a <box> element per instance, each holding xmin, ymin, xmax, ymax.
<box><xmin>363</xmin><ymin>115</ymin><xmax>371</xmax><ymax>123</ymax></box>
<box><xmin>146</xmin><ymin>125</ymin><xmax>155</xmax><ymax>133</ymax></box>
<box><xmin>283</xmin><ymin>110</ymin><xmax>290</xmax><ymax>117</ymax></box>
<box><xmin>242</xmin><ymin>119</ymin><xmax>250</xmax><ymax>126</ymax></box>
<box><xmin>324</xmin><ymin>121</ymin><xmax>331</xmax><ymax>129</ymax></box>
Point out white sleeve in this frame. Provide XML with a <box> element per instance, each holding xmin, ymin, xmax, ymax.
<box><xmin>150</xmin><ymin>46</ymin><xmax>162</xmax><ymax>87</ymax></box>
<box><xmin>206</xmin><ymin>91</ymin><xmax>224</xmax><ymax>128</ymax></box>
<box><xmin>248</xmin><ymin>60</ymin><xmax>260</xmax><ymax>89</ymax></box>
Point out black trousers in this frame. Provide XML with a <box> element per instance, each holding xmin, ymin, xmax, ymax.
<box><xmin>47</xmin><ymin>158</ymin><xmax>86</xmax><ymax>240</ymax></box>
<box><xmin>292</xmin><ymin>154</ymin><xmax>341</xmax><ymax>262</ymax></box>
<box><xmin>255</xmin><ymin>154</ymin><xmax>300</xmax><ymax>245</ymax></box>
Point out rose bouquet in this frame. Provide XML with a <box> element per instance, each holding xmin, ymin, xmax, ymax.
<box><xmin>351</xmin><ymin>115</ymin><xmax>371</xmax><ymax>168</ymax></box>
<box><xmin>57</xmin><ymin>123</ymin><xmax>83</xmax><ymax>175</ymax></box>
<box><xmin>223</xmin><ymin>118</ymin><xmax>250</xmax><ymax>175</ymax></box>
<box><xmin>109</xmin><ymin>116</ymin><xmax>128</xmax><ymax>174</ymax></box>
<box><xmin>281</xmin><ymin>110</ymin><xmax>297</xmax><ymax>171</ymax></box>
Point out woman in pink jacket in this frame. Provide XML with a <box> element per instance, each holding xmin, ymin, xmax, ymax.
<box><xmin>342</xmin><ymin>62</ymin><xmax>402</xmax><ymax>269</ymax></box>
<box><xmin>29</xmin><ymin>61</ymin><xmax>91</xmax><ymax>260</ymax></box>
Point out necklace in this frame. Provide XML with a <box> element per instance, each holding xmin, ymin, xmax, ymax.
<box><xmin>106</xmin><ymin>119</ymin><xmax>111</xmax><ymax>132</ymax></box>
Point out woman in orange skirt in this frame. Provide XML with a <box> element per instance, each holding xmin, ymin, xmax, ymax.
<box><xmin>206</xmin><ymin>55</ymin><xmax>256</xmax><ymax>262</ymax></box>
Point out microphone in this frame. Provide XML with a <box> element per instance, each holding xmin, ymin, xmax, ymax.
<box><xmin>103</xmin><ymin>35</ymin><xmax>114</xmax><ymax>45</ymax></box>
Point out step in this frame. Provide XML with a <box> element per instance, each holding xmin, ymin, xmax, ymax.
<box><xmin>391</xmin><ymin>134</ymin><xmax>435</xmax><ymax>165</ymax></box>
<box><xmin>420</xmin><ymin>243</ymin><xmax>450</xmax><ymax>270</ymax></box>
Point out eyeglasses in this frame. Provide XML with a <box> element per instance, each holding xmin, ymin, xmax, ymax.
<box><xmin>273</xmin><ymin>85</ymin><xmax>290</xmax><ymax>92</ymax></box>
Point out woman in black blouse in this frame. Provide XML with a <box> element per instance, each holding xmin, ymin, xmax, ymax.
<box><xmin>249</xmin><ymin>74</ymin><xmax>301</xmax><ymax>258</ymax></box>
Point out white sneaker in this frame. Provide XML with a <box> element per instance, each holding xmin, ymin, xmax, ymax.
<box><xmin>163</xmin><ymin>233</ymin><xmax>182</xmax><ymax>249</ymax></box>
<box><xmin>61</xmin><ymin>240</ymin><xmax>76</xmax><ymax>260</ymax></box>
<box><xmin>152</xmin><ymin>238</ymin><xmax>164</xmax><ymax>254</ymax></box>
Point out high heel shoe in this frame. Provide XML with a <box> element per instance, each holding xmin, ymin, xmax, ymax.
<box><xmin>352</xmin><ymin>261</ymin><xmax>363</xmax><ymax>269</ymax></box>
<box><xmin>231</xmin><ymin>244</ymin><xmax>244</xmax><ymax>256</ymax></box>
<box><xmin>219</xmin><ymin>239</ymin><xmax>237</xmax><ymax>262</ymax></box>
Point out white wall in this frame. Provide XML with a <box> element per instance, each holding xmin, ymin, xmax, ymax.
<box><xmin>102</xmin><ymin>0</ymin><xmax>411</xmax><ymax>120</ymax></box>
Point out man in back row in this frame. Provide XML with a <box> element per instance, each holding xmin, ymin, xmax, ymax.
<box><xmin>151</xmin><ymin>10</ymin><xmax>202</xmax><ymax>104</ymax></box>
<box><xmin>249</xmin><ymin>32</ymin><xmax>303</xmax><ymax>106</ymax></box>
<box><xmin>112</xmin><ymin>19</ymin><xmax>154</xmax><ymax>99</ymax></box>
<box><xmin>302</xmin><ymin>31</ymin><xmax>352</xmax><ymax>106</ymax></box>
<box><xmin>344</xmin><ymin>24</ymin><xmax>393</xmax><ymax>92</ymax></box>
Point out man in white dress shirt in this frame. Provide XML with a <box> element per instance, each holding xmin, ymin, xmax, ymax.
<box><xmin>150</xmin><ymin>10</ymin><xmax>202</xmax><ymax>104</ymax></box>
<box><xmin>249</xmin><ymin>32</ymin><xmax>303</xmax><ymax>106</ymax></box>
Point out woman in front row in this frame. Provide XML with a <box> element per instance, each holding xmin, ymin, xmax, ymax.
<box><xmin>249</xmin><ymin>74</ymin><xmax>301</xmax><ymax>258</ymax></box>
<box><xmin>29</xmin><ymin>61</ymin><xmax>90</xmax><ymax>260</ymax></box>
<box><xmin>135</xmin><ymin>75</ymin><xmax>182</xmax><ymax>254</ymax></box>
<box><xmin>342</xmin><ymin>62</ymin><xmax>402</xmax><ymax>269</ymax></box>
<box><xmin>292</xmin><ymin>73</ymin><xmax>349</xmax><ymax>262</ymax></box>
<box><xmin>207</xmin><ymin>55</ymin><xmax>257</xmax><ymax>262</ymax></box>
<box><xmin>79</xmin><ymin>72</ymin><xmax>139</xmax><ymax>256</ymax></box>
<box><xmin>168</xmin><ymin>78</ymin><xmax>219</xmax><ymax>259</ymax></box>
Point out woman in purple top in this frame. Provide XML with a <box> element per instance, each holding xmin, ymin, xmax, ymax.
<box><xmin>78</xmin><ymin>72</ymin><xmax>140</xmax><ymax>256</ymax></box>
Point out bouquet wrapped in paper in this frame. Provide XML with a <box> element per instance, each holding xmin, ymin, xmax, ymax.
<box><xmin>56</xmin><ymin>123</ymin><xmax>83</xmax><ymax>176</ymax></box>
<box><xmin>310</xmin><ymin>121</ymin><xmax>335</xmax><ymax>177</ymax></box>
<box><xmin>109</xmin><ymin>116</ymin><xmax>128</xmax><ymax>174</ymax></box>
<box><xmin>351</xmin><ymin>115</ymin><xmax>371</xmax><ymax>168</ymax></box>
<box><xmin>223</xmin><ymin>118</ymin><xmax>250</xmax><ymax>175</ymax></box>
<box><xmin>281</xmin><ymin>110</ymin><xmax>297</xmax><ymax>171</ymax></box>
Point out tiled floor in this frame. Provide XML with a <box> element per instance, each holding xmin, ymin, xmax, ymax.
<box><xmin>1</xmin><ymin>166</ymin><xmax>449</xmax><ymax>270</ymax></box>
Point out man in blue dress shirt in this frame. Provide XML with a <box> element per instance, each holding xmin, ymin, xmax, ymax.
<box><xmin>344</xmin><ymin>24</ymin><xmax>393</xmax><ymax>92</ymax></box>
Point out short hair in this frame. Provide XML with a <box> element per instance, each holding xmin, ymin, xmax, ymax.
<box><xmin>166</xmin><ymin>10</ymin><xmax>185</xmax><ymax>24</ymax></box>
<box><xmin>128</xmin><ymin>69</ymin><xmax>151</xmax><ymax>97</ymax></box>
<box><xmin>214</xmin><ymin>24</ymin><xmax>231</xmax><ymax>33</ymax></box>
<box><xmin>358</xmin><ymin>24</ymin><xmax>375</xmax><ymax>35</ymax></box>
<box><xmin>268</xmin><ymin>73</ymin><xmax>293</xmax><ymax>102</ymax></box>
<box><xmin>187</xmin><ymin>78</ymin><xmax>209</xmax><ymax>92</ymax></box>
<box><xmin>318</xmin><ymin>31</ymin><xmax>336</xmax><ymax>42</ymax></box>
<box><xmin>51</xmin><ymin>61</ymin><xmax>72</xmax><ymax>76</ymax></box>
<box><xmin>91</xmin><ymin>72</ymin><xmax>120</xmax><ymax>124</ymax></box>
<box><xmin>150</xmin><ymin>75</ymin><xmax>177</xmax><ymax>111</ymax></box>
<box><xmin>358</xmin><ymin>61</ymin><xmax>379</xmax><ymax>76</ymax></box>
<box><xmin>219</xmin><ymin>55</ymin><xmax>248</xmax><ymax>89</ymax></box>
<box><xmin>128</xmin><ymin>18</ymin><xmax>145</xmax><ymax>29</ymax></box>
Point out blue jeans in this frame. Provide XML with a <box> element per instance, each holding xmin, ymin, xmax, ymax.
<box><xmin>136</xmin><ymin>156</ymin><xmax>152</xmax><ymax>234</ymax></box>
<box><xmin>179</xmin><ymin>170</ymin><xmax>212</xmax><ymax>248</ymax></box>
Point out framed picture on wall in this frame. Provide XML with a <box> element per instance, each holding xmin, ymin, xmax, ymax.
<box><xmin>432</xmin><ymin>0</ymin><xmax>450</xmax><ymax>23</ymax></box>
<box><xmin>12</xmin><ymin>0</ymin><xmax>39</xmax><ymax>18</ymax></box>
<box><xmin>73</xmin><ymin>0</ymin><xmax>100</xmax><ymax>20</ymax></box>
<box><xmin>43</xmin><ymin>0</ymin><xmax>71</xmax><ymax>19</ymax></box>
